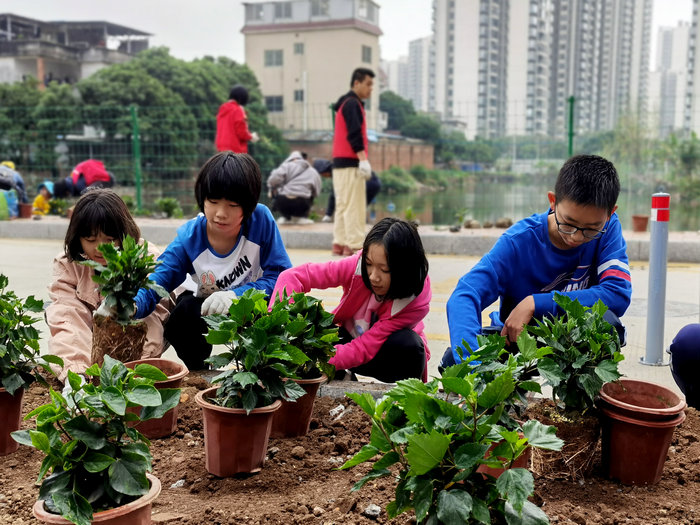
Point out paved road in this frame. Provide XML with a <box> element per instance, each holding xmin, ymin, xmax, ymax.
<box><xmin>2</xmin><ymin>238</ymin><xmax>697</xmax><ymax>396</ymax></box>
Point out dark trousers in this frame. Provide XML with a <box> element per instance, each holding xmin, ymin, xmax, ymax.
<box><xmin>326</xmin><ymin>172</ymin><xmax>381</xmax><ymax>217</ymax></box>
<box><xmin>163</xmin><ymin>291</ymin><xmax>212</xmax><ymax>370</ymax></box>
<box><xmin>272</xmin><ymin>195</ymin><xmax>313</xmax><ymax>219</ymax></box>
<box><xmin>668</xmin><ymin>323</ymin><xmax>700</xmax><ymax>408</ymax></box>
<box><xmin>340</xmin><ymin>327</ymin><xmax>425</xmax><ymax>383</ymax></box>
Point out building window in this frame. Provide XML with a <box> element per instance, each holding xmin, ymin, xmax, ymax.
<box><xmin>264</xmin><ymin>49</ymin><xmax>283</xmax><ymax>66</ymax></box>
<box><xmin>274</xmin><ymin>2</ymin><xmax>292</xmax><ymax>19</ymax></box>
<box><xmin>362</xmin><ymin>45</ymin><xmax>372</xmax><ymax>64</ymax></box>
<box><xmin>294</xmin><ymin>90</ymin><xmax>304</xmax><ymax>102</ymax></box>
<box><xmin>265</xmin><ymin>96</ymin><xmax>284</xmax><ymax>112</ymax></box>
<box><xmin>311</xmin><ymin>0</ymin><xmax>329</xmax><ymax>16</ymax></box>
<box><xmin>294</xmin><ymin>42</ymin><xmax>304</xmax><ymax>55</ymax></box>
<box><xmin>245</xmin><ymin>4</ymin><xmax>264</xmax><ymax>21</ymax></box>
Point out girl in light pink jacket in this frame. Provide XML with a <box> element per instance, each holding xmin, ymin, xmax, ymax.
<box><xmin>271</xmin><ymin>218</ymin><xmax>431</xmax><ymax>382</ymax></box>
<box><xmin>46</xmin><ymin>189</ymin><xmax>170</xmax><ymax>382</ymax></box>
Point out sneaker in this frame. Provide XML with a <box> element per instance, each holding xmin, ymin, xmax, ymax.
<box><xmin>332</xmin><ymin>243</ymin><xmax>344</xmax><ymax>255</ymax></box>
<box><xmin>295</xmin><ymin>217</ymin><xmax>314</xmax><ymax>225</ymax></box>
<box><xmin>321</xmin><ymin>215</ymin><xmax>333</xmax><ymax>223</ymax></box>
<box><xmin>276</xmin><ymin>216</ymin><xmax>288</xmax><ymax>225</ymax></box>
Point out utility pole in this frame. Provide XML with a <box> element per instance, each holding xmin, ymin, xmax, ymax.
<box><xmin>567</xmin><ymin>96</ymin><xmax>575</xmax><ymax>157</ymax></box>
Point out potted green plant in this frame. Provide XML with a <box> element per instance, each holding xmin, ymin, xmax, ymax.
<box><xmin>0</xmin><ymin>273</ymin><xmax>63</xmax><ymax>455</ymax></box>
<box><xmin>526</xmin><ymin>294</ymin><xmax>624</xmax><ymax>478</ymax></box>
<box><xmin>82</xmin><ymin>235</ymin><xmax>168</xmax><ymax>366</ymax></box>
<box><xmin>11</xmin><ymin>355</ymin><xmax>180</xmax><ymax>525</ymax></box>
<box><xmin>195</xmin><ymin>289</ymin><xmax>309</xmax><ymax>476</ymax></box>
<box><xmin>270</xmin><ymin>291</ymin><xmax>339</xmax><ymax>438</ymax></box>
<box><xmin>340</xmin><ymin>357</ymin><xmax>564</xmax><ymax>524</ymax></box>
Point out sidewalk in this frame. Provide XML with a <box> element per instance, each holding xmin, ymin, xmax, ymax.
<box><xmin>1</xmin><ymin>235</ymin><xmax>697</xmax><ymax>398</ymax></box>
<box><xmin>2</xmin><ymin>215</ymin><xmax>700</xmax><ymax>261</ymax></box>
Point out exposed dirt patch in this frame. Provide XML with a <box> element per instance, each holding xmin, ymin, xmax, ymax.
<box><xmin>2</xmin><ymin>374</ymin><xmax>699</xmax><ymax>524</ymax></box>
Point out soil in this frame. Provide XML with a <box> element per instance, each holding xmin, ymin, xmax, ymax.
<box><xmin>2</xmin><ymin>374</ymin><xmax>699</xmax><ymax>525</ymax></box>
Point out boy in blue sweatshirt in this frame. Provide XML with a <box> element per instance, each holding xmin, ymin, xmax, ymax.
<box><xmin>135</xmin><ymin>152</ymin><xmax>292</xmax><ymax>369</ymax></box>
<box><xmin>443</xmin><ymin>154</ymin><xmax>632</xmax><ymax>366</ymax></box>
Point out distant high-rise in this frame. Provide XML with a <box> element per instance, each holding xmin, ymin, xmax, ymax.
<box><xmin>406</xmin><ymin>36</ymin><xmax>431</xmax><ymax>113</ymax></box>
<box><xmin>684</xmin><ymin>0</ymin><xmax>700</xmax><ymax>136</ymax></box>
<box><xmin>241</xmin><ymin>0</ymin><xmax>381</xmax><ymax>131</ymax></box>
<box><xmin>429</xmin><ymin>0</ymin><xmax>651</xmax><ymax>139</ymax></box>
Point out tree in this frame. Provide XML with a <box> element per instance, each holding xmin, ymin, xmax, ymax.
<box><xmin>400</xmin><ymin>114</ymin><xmax>441</xmax><ymax>142</ymax></box>
<box><xmin>379</xmin><ymin>91</ymin><xmax>416</xmax><ymax>130</ymax></box>
<box><xmin>0</xmin><ymin>77</ymin><xmax>42</xmax><ymax>166</ymax></box>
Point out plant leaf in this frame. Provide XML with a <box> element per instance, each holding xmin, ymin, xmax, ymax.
<box><xmin>521</xmin><ymin>420</ymin><xmax>564</xmax><ymax>451</ymax></box>
<box><xmin>504</xmin><ymin>500</ymin><xmax>550</xmax><ymax>525</ymax></box>
<box><xmin>340</xmin><ymin>444</ymin><xmax>380</xmax><ymax>469</ymax></box>
<box><xmin>406</xmin><ymin>430</ymin><xmax>451</xmax><ymax>475</ymax></box>
<box><xmin>496</xmin><ymin>468</ymin><xmax>534</xmax><ymax>514</ymax></box>
<box><xmin>437</xmin><ymin>489</ymin><xmax>473</xmax><ymax>525</ymax></box>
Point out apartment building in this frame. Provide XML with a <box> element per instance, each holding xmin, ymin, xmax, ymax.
<box><xmin>0</xmin><ymin>13</ymin><xmax>150</xmax><ymax>85</ymax></box>
<box><xmin>406</xmin><ymin>36</ymin><xmax>432</xmax><ymax>113</ymax></box>
<box><xmin>241</xmin><ymin>0</ymin><xmax>381</xmax><ymax>132</ymax></box>
<box><xmin>684</xmin><ymin>0</ymin><xmax>700</xmax><ymax>136</ymax></box>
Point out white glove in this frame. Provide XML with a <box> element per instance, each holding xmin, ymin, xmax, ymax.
<box><xmin>201</xmin><ymin>290</ymin><xmax>237</xmax><ymax>316</ymax></box>
<box><xmin>250</xmin><ymin>131</ymin><xmax>260</xmax><ymax>143</ymax></box>
<box><xmin>95</xmin><ymin>300</ymin><xmax>117</xmax><ymax>319</ymax></box>
<box><xmin>358</xmin><ymin>160</ymin><xmax>372</xmax><ymax>180</ymax></box>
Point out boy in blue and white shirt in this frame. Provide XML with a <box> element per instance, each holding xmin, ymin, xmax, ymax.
<box><xmin>444</xmin><ymin>155</ymin><xmax>632</xmax><ymax>367</ymax></box>
<box><xmin>135</xmin><ymin>152</ymin><xmax>292</xmax><ymax>369</ymax></box>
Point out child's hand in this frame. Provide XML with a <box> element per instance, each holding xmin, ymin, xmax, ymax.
<box><xmin>501</xmin><ymin>295</ymin><xmax>535</xmax><ymax>344</ymax></box>
<box><xmin>201</xmin><ymin>290</ymin><xmax>237</xmax><ymax>316</ymax></box>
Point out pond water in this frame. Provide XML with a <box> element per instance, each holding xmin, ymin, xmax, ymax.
<box><xmin>363</xmin><ymin>178</ymin><xmax>699</xmax><ymax>232</ymax></box>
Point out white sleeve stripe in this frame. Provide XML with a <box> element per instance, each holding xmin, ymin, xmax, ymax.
<box><xmin>597</xmin><ymin>259</ymin><xmax>630</xmax><ymax>274</ymax></box>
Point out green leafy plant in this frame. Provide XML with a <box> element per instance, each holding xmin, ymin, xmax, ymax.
<box><xmin>0</xmin><ymin>274</ymin><xmax>63</xmax><ymax>394</ymax></box>
<box><xmin>81</xmin><ymin>235</ymin><xmax>167</xmax><ymax>325</ymax></box>
<box><xmin>49</xmin><ymin>198</ymin><xmax>69</xmax><ymax>216</ymax></box>
<box><xmin>154</xmin><ymin>197</ymin><xmax>183</xmax><ymax>218</ymax></box>
<box><xmin>203</xmin><ymin>289</ymin><xmax>309</xmax><ymax>413</ymax></box>
<box><xmin>120</xmin><ymin>194</ymin><xmax>135</xmax><ymax>212</ymax></box>
<box><xmin>528</xmin><ymin>294</ymin><xmax>624</xmax><ymax>413</ymax></box>
<box><xmin>281</xmin><ymin>291</ymin><xmax>339</xmax><ymax>379</ymax></box>
<box><xmin>11</xmin><ymin>355</ymin><xmax>180</xmax><ymax>525</ymax></box>
<box><xmin>341</xmin><ymin>359</ymin><xmax>564</xmax><ymax>524</ymax></box>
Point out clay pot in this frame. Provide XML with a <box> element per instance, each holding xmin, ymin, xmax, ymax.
<box><xmin>195</xmin><ymin>386</ymin><xmax>281</xmax><ymax>476</ymax></box>
<box><xmin>18</xmin><ymin>202</ymin><xmax>32</xmax><ymax>219</ymax></box>
<box><xmin>476</xmin><ymin>433</ymin><xmax>531</xmax><ymax>479</ymax></box>
<box><xmin>270</xmin><ymin>374</ymin><xmax>327</xmax><ymax>438</ymax></box>
<box><xmin>33</xmin><ymin>472</ymin><xmax>161</xmax><ymax>524</ymax></box>
<box><xmin>597</xmin><ymin>379</ymin><xmax>687</xmax><ymax>485</ymax></box>
<box><xmin>0</xmin><ymin>387</ymin><xmax>23</xmax><ymax>455</ymax></box>
<box><xmin>631</xmin><ymin>214</ymin><xmax>649</xmax><ymax>232</ymax></box>
<box><xmin>124</xmin><ymin>358</ymin><xmax>189</xmax><ymax>439</ymax></box>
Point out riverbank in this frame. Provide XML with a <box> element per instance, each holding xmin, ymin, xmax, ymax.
<box><xmin>2</xmin><ymin>215</ymin><xmax>699</xmax><ymax>262</ymax></box>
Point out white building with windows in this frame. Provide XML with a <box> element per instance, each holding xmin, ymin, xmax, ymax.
<box><xmin>242</xmin><ymin>0</ymin><xmax>381</xmax><ymax>132</ymax></box>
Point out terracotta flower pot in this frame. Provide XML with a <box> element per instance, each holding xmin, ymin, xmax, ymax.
<box><xmin>631</xmin><ymin>214</ymin><xmax>649</xmax><ymax>233</ymax></box>
<box><xmin>124</xmin><ymin>358</ymin><xmax>189</xmax><ymax>439</ymax></box>
<box><xmin>0</xmin><ymin>387</ymin><xmax>23</xmax><ymax>455</ymax></box>
<box><xmin>18</xmin><ymin>202</ymin><xmax>32</xmax><ymax>219</ymax></box>
<box><xmin>598</xmin><ymin>379</ymin><xmax>687</xmax><ymax>485</ymax></box>
<box><xmin>476</xmin><ymin>433</ymin><xmax>531</xmax><ymax>479</ymax></box>
<box><xmin>270</xmin><ymin>374</ymin><xmax>327</xmax><ymax>438</ymax></box>
<box><xmin>33</xmin><ymin>472</ymin><xmax>161</xmax><ymax>524</ymax></box>
<box><xmin>195</xmin><ymin>386</ymin><xmax>281</xmax><ymax>476</ymax></box>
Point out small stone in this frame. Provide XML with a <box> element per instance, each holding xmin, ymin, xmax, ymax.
<box><xmin>329</xmin><ymin>404</ymin><xmax>345</xmax><ymax>417</ymax></box>
<box><xmin>291</xmin><ymin>446</ymin><xmax>306</xmax><ymax>459</ymax></box>
<box><xmin>183</xmin><ymin>432</ymin><xmax>194</xmax><ymax>440</ymax></box>
<box><xmin>313</xmin><ymin>506</ymin><xmax>324</xmax><ymax>516</ymax></box>
<box><xmin>364</xmin><ymin>503</ymin><xmax>381</xmax><ymax>518</ymax></box>
<box><xmin>170</xmin><ymin>479</ymin><xmax>186</xmax><ymax>489</ymax></box>
<box><xmin>268</xmin><ymin>446</ymin><xmax>280</xmax><ymax>457</ymax></box>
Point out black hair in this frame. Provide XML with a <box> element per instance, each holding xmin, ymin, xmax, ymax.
<box><xmin>313</xmin><ymin>158</ymin><xmax>333</xmax><ymax>175</ymax></box>
<box><xmin>194</xmin><ymin>152</ymin><xmax>261</xmax><ymax>220</ymax></box>
<box><xmin>64</xmin><ymin>188</ymin><xmax>140</xmax><ymax>261</ymax></box>
<box><xmin>53</xmin><ymin>178</ymin><xmax>69</xmax><ymax>198</ymax></box>
<box><xmin>350</xmin><ymin>67</ymin><xmax>375</xmax><ymax>88</ymax></box>
<box><xmin>229</xmin><ymin>85</ymin><xmax>249</xmax><ymax>106</ymax></box>
<box><xmin>361</xmin><ymin>218</ymin><xmax>428</xmax><ymax>300</ymax></box>
<box><xmin>555</xmin><ymin>155</ymin><xmax>620</xmax><ymax>214</ymax></box>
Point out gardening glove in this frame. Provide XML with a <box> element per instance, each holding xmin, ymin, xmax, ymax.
<box><xmin>250</xmin><ymin>131</ymin><xmax>260</xmax><ymax>143</ymax></box>
<box><xmin>95</xmin><ymin>300</ymin><xmax>117</xmax><ymax>319</ymax></box>
<box><xmin>358</xmin><ymin>160</ymin><xmax>372</xmax><ymax>180</ymax></box>
<box><xmin>201</xmin><ymin>290</ymin><xmax>237</xmax><ymax>316</ymax></box>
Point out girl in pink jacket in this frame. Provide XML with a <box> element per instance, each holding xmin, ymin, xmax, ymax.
<box><xmin>271</xmin><ymin>218</ymin><xmax>431</xmax><ymax>382</ymax></box>
<box><xmin>46</xmin><ymin>189</ymin><xmax>170</xmax><ymax>382</ymax></box>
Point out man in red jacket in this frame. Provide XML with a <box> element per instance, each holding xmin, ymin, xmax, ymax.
<box><xmin>331</xmin><ymin>68</ymin><xmax>374</xmax><ymax>256</ymax></box>
<box><xmin>215</xmin><ymin>85</ymin><xmax>259</xmax><ymax>153</ymax></box>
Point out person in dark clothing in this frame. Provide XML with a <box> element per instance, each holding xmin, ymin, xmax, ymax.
<box><xmin>331</xmin><ymin>67</ymin><xmax>374</xmax><ymax>256</ymax></box>
<box><xmin>313</xmin><ymin>158</ymin><xmax>381</xmax><ymax>222</ymax></box>
<box><xmin>668</xmin><ymin>324</ymin><xmax>700</xmax><ymax>408</ymax></box>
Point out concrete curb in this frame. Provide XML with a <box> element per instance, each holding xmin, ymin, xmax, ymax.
<box><xmin>2</xmin><ymin>217</ymin><xmax>700</xmax><ymax>261</ymax></box>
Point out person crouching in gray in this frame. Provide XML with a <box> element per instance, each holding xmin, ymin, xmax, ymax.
<box><xmin>267</xmin><ymin>151</ymin><xmax>322</xmax><ymax>225</ymax></box>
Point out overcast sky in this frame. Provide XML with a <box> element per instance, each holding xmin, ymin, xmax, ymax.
<box><xmin>2</xmin><ymin>0</ymin><xmax>694</xmax><ymax>66</ymax></box>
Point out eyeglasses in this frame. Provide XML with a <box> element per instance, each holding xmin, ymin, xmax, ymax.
<box><xmin>553</xmin><ymin>207</ymin><xmax>607</xmax><ymax>240</ymax></box>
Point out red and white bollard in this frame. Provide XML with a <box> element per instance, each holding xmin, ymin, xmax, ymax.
<box><xmin>642</xmin><ymin>193</ymin><xmax>670</xmax><ymax>366</ymax></box>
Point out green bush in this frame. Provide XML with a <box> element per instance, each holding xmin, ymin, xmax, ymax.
<box><xmin>378</xmin><ymin>166</ymin><xmax>417</xmax><ymax>193</ymax></box>
<box><xmin>155</xmin><ymin>197</ymin><xmax>183</xmax><ymax>218</ymax></box>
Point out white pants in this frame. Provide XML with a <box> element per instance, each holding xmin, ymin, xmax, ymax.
<box><xmin>332</xmin><ymin>167</ymin><xmax>366</xmax><ymax>250</ymax></box>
